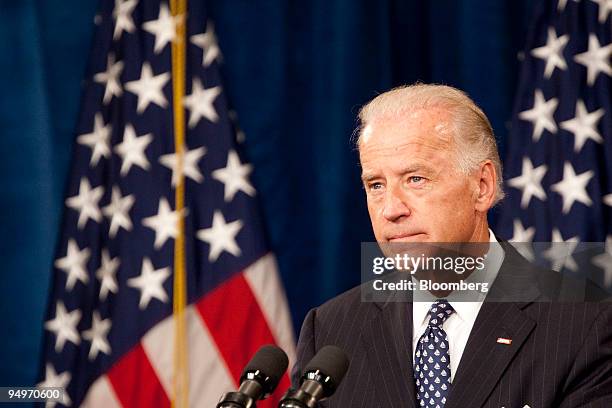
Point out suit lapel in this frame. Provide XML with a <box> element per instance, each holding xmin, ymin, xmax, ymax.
<box><xmin>362</xmin><ymin>299</ymin><xmax>417</xmax><ymax>408</ymax></box>
<box><xmin>444</xmin><ymin>302</ymin><xmax>536</xmax><ymax>408</ymax></box>
<box><xmin>445</xmin><ymin>242</ymin><xmax>541</xmax><ymax>408</ymax></box>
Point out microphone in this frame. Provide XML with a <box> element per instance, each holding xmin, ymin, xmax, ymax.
<box><xmin>278</xmin><ymin>345</ymin><xmax>349</xmax><ymax>408</ymax></box>
<box><xmin>217</xmin><ymin>345</ymin><xmax>289</xmax><ymax>408</ymax></box>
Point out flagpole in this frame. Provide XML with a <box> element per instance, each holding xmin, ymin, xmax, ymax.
<box><xmin>170</xmin><ymin>0</ymin><xmax>189</xmax><ymax>407</ymax></box>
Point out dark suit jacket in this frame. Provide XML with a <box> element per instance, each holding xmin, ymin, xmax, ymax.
<box><xmin>292</xmin><ymin>242</ymin><xmax>612</xmax><ymax>407</ymax></box>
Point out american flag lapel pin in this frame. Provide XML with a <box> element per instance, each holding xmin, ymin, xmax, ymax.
<box><xmin>496</xmin><ymin>337</ymin><xmax>512</xmax><ymax>345</ymax></box>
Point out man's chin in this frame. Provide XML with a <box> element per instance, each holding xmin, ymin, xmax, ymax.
<box><xmin>380</xmin><ymin>234</ymin><xmax>433</xmax><ymax>259</ymax></box>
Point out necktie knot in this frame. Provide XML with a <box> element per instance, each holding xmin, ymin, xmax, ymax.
<box><xmin>427</xmin><ymin>299</ymin><xmax>454</xmax><ymax>328</ymax></box>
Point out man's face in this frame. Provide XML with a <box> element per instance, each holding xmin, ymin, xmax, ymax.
<box><xmin>359</xmin><ymin>108</ymin><xmax>483</xmax><ymax>244</ymax></box>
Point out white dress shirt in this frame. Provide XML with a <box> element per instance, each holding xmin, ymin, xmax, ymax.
<box><xmin>412</xmin><ymin>229</ymin><xmax>505</xmax><ymax>382</ymax></box>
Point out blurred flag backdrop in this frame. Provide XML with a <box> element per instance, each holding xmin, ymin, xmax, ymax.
<box><xmin>494</xmin><ymin>0</ymin><xmax>612</xmax><ymax>288</ymax></box>
<box><xmin>38</xmin><ymin>0</ymin><xmax>294</xmax><ymax>406</ymax></box>
<box><xmin>0</xmin><ymin>0</ymin><xmax>549</xmax><ymax>391</ymax></box>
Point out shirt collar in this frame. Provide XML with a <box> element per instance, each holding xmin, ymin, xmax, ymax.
<box><xmin>413</xmin><ymin>300</ymin><xmax>432</xmax><ymax>328</ymax></box>
<box><xmin>413</xmin><ymin>295</ymin><xmax>484</xmax><ymax>326</ymax></box>
<box><xmin>413</xmin><ymin>228</ymin><xmax>505</xmax><ymax>326</ymax></box>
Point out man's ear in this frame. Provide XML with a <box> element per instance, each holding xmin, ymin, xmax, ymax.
<box><xmin>474</xmin><ymin>160</ymin><xmax>496</xmax><ymax>212</ymax></box>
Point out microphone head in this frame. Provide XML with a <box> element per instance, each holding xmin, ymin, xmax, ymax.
<box><xmin>302</xmin><ymin>345</ymin><xmax>350</xmax><ymax>397</ymax></box>
<box><xmin>240</xmin><ymin>344</ymin><xmax>289</xmax><ymax>396</ymax></box>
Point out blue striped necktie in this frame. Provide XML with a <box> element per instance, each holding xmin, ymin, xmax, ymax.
<box><xmin>414</xmin><ymin>299</ymin><xmax>455</xmax><ymax>408</ymax></box>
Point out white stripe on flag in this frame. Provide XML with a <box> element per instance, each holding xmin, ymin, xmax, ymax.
<box><xmin>141</xmin><ymin>305</ymin><xmax>235</xmax><ymax>406</ymax></box>
<box><xmin>244</xmin><ymin>253</ymin><xmax>296</xmax><ymax>368</ymax></box>
<box><xmin>186</xmin><ymin>307</ymin><xmax>235</xmax><ymax>407</ymax></box>
<box><xmin>141</xmin><ymin>312</ymin><xmax>175</xmax><ymax>397</ymax></box>
<box><xmin>81</xmin><ymin>375</ymin><xmax>122</xmax><ymax>408</ymax></box>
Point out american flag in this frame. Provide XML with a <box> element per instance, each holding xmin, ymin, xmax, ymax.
<box><xmin>38</xmin><ymin>1</ymin><xmax>295</xmax><ymax>407</ymax></box>
<box><xmin>494</xmin><ymin>0</ymin><xmax>612</xmax><ymax>287</ymax></box>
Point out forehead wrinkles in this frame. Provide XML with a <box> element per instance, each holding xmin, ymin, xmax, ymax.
<box><xmin>360</xmin><ymin>108</ymin><xmax>456</xmax><ymax>155</ymax></box>
<box><xmin>361</xmin><ymin>137</ymin><xmax>442</xmax><ymax>160</ymax></box>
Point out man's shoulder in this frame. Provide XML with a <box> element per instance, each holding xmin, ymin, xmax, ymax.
<box><xmin>495</xmin><ymin>240</ymin><xmax>612</xmax><ymax>302</ymax></box>
<box><xmin>315</xmin><ymin>283</ymin><xmax>369</xmax><ymax>315</ymax></box>
<box><xmin>522</xmin><ymin>300</ymin><xmax>611</xmax><ymax>326</ymax></box>
<box><xmin>306</xmin><ymin>282</ymin><xmax>386</xmax><ymax>333</ymax></box>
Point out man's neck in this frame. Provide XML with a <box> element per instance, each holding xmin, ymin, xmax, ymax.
<box><xmin>469</xmin><ymin>217</ymin><xmax>490</xmax><ymax>243</ymax></box>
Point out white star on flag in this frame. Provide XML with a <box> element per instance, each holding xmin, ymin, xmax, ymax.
<box><xmin>125</xmin><ymin>62</ymin><xmax>170</xmax><ymax>114</ymax></box>
<box><xmin>44</xmin><ymin>301</ymin><xmax>82</xmax><ymax>352</ymax></box>
<box><xmin>543</xmin><ymin>229</ymin><xmax>579</xmax><ymax>272</ymax></box>
<box><xmin>191</xmin><ymin>22</ymin><xmax>221</xmax><ymax>67</ymax></box>
<box><xmin>592</xmin><ymin>0</ymin><xmax>612</xmax><ymax>23</ymax></box>
<box><xmin>94</xmin><ymin>53</ymin><xmax>124</xmax><ymax>104</ymax></box>
<box><xmin>592</xmin><ymin>236</ymin><xmax>612</xmax><ymax>287</ymax></box>
<box><xmin>114</xmin><ymin>124</ymin><xmax>153</xmax><ymax>176</ymax></box>
<box><xmin>530</xmin><ymin>27</ymin><xmax>569</xmax><ymax>78</ymax></box>
<box><xmin>212</xmin><ymin>150</ymin><xmax>256</xmax><ymax>202</ymax></box>
<box><xmin>573</xmin><ymin>34</ymin><xmax>612</xmax><ymax>86</ymax></box>
<box><xmin>102</xmin><ymin>186</ymin><xmax>135</xmax><ymax>238</ymax></box>
<box><xmin>66</xmin><ymin>178</ymin><xmax>104</xmax><ymax>229</ymax></box>
<box><xmin>112</xmin><ymin>0</ymin><xmax>138</xmax><ymax>40</ymax></box>
<box><xmin>38</xmin><ymin>363</ymin><xmax>72</xmax><ymax>408</ymax></box>
<box><xmin>507</xmin><ymin>157</ymin><xmax>548</xmax><ymax>208</ymax></box>
<box><xmin>183</xmin><ymin>78</ymin><xmax>221</xmax><ymax>127</ymax></box>
<box><xmin>519</xmin><ymin>89</ymin><xmax>558</xmax><ymax>142</ymax></box>
<box><xmin>127</xmin><ymin>258</ymin><xmax>171</xmax><ymax>310</ymax></box>
<box><xmin>509</xmin><ymin>219</ymin><xmax>536</xmax><ymax>261</ymax></box>
<box><xmin>142</xmin><ymin>197</ymin><xmax>182</xmax><ymax>249</ymax></box>
<box><xmin>560</xmin><ymin>99</ymin><xmax>604</xmax><ymax>152</ymax></box>
<box><xmin>54</xmin><ymin>239</ymin><xmax>91</xmax><ymax>290</ymax></box>
<box><xmin>510</xmin><ymin>219</ymin><xmax>536</xmax><ymax>242</ymax></box>
<box><xmin>197</xmin><ymin>210</ymin><xmax>243</xmax><ymax>262</ymax></box>
<box><xmin>550</xmin><ymin>162</ymin><xmax>594</xmax><ymax>214</ymax></box>
<box><xmin>142</xmin><ymin>3</ymin><xmax>183</xmax><ymax>53</ymax></box>
<box><xmin>159</xmin><ymin>146</ymin><xmax>207</xmax><ymax>185</ymax></box>
<box><xmin>82</xmin><ymin>311</ymin><xmax>112</xmax><ymax>360</ymax></box>
<box><xmin>77</xmin><ymin>113</ymin><xmax>111</xmax><ymax>167</ymax></box>
<box><xmin>95</xmin><ymin>249</ymin><xmax>119</xmax><ymax>301</ymax></box>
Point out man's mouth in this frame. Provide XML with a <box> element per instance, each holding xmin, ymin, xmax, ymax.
<box><xmin>387</xmin><ymin>232</ymin><xmax>426</xmax><ymax>242</ymax></box>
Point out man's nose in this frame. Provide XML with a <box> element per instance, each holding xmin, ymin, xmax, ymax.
<box><xmin>381</xmin><ymin>187</ymin><xmax>411</xmax><ymax>221</ymax></box>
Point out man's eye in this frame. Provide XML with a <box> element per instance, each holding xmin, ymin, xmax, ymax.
<box><xmin>409</xmin><ymin>176</ymin><xmax>424</xmax><ymax>183</ymax></box>
<box><xmin>369</xmin><ymin>182</ymin><xmax>383</xmax><ymax>190</ymax></box>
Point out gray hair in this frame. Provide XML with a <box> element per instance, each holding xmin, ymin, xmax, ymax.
<box><xmin>356</xmin><ymin>83</ymin><xmax>505</xmax><ymax>204</ymax></box>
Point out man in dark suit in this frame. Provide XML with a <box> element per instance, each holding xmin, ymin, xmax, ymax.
<box><xmin>291</xmin><ymin>84</ymin><xmax>612</xmax><ymax>407</ymax></box>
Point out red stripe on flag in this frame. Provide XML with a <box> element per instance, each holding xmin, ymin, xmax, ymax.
<box><xmin>196</xmin><ymin>272</ymin><xmax>283</xmax><ymax>383</ymax></box>
<box><xmin>107</xmin><ymin>342</ymin><xmax>171</xmax><ymax>408</ymax></box>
